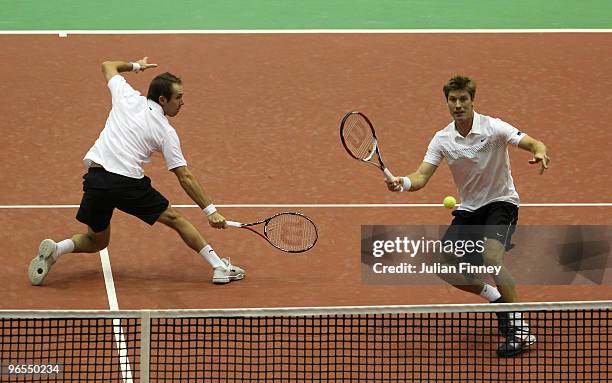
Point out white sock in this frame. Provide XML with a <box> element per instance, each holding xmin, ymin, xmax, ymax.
<box><xmin>53</xmin><ymin>239</ymin><xmax>75</xmax><ymax>260</ymax></box>
<box><xmin>199</xmin><ymin>245</ymin><xmax>225</xmax><ymax>269</ymax></box>
<box><xmin>480</xmin><ymin>284</ymin><xmax>502</xmax><ymax>302</ymax></box>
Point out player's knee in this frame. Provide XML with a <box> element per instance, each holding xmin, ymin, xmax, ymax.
<box><xmin>158</xmin><ymin>206</ymin><xmax>183</xmax><ymax>227</ymax></box>
<box><xmin>86</xmin><ymin>226</ymin><xmax>110</xmax><ymax>252</ymax></box>
<box><xmin>482</xmin><ymin>253</ymin><xmax>501</xmax><ymax>267</ymax></box>
<box><xmin>97</xmin><ymin>238</ymin><xmax>110</xmax><ymax>251</ymax></box>
<box><xmin>438</xmin><ymin>251</ymin><xmax>457</xmax><ymax>265</ymax></box>
<box><xmin>482</xmin><ymin>240</ymin><xmax>505</xmax><ymax>266</ymax></box>
<box><xmin>88</xmin><ymin>234</ymin><xmax>109</xmax><ymax>251</ymax></box>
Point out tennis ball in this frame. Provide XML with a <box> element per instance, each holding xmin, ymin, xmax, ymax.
<box><xmin>443</xmin><ymin>196</ymin><xmax>456</xmax><ymax>209</ymax></box>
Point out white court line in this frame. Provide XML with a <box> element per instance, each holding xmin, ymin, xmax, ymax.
<box><xmin>177</xmin><ymin>203</ymin><xmax>612</xmax><ymax>208</ymax></box>
<box><xmin>100</xmin><ymin>248</ymin><xmax>134</xmax><ymax>383</ymax></box>
<box><xmin>100</xmin><ymin>249</ymin><xmax>120</xmax><ymax>311</ymax></box>
<box><xmin>1</xmin><ymin>29</ymin><xmax>611</xmax><ymax>35</ymax></box>
<box><xmin>1</xmin><ymin>203</ymin><xmax>612</xmax><ymax>209</ymax></box>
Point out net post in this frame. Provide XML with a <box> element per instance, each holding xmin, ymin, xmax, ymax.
<box><xmin>140</xmin><ymin>311</ymin><xmax>151</xmax><ymax>383</ymax></box>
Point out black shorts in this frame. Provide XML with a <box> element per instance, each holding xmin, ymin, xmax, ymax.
<box><xmin>442</xmin><ymin>201</ymin><xmax>519</xmax><ymax>260</ymax></box>
<box><xmin>76</xmin><ymin>168</ymin><xmax>169</xmax><ymax>233</ymax></box>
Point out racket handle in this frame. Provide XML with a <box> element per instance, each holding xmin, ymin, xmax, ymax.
<box><xmin>225</xmin><ymin>221</ymin><xmax>242</xmax><ymax>228</ymax></box>
<box><xmin>383</xmin><ymin>168</ymin><xmax>404</xmax><ymax>192</ymax></box>
<box><xmin>382</xmin><ymin>168</ymin><xmax>395</xmax><ymax>181</ymax></box>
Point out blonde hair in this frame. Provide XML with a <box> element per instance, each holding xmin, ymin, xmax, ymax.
<box><xmin>443</xmin><ymin>75</ymin><xmax>476</xmax><ymax>100</ymax></box>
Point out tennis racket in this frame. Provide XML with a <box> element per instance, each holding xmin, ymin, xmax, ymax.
<box><xmin>226</xmin><ymin>212</ymin><xmax>318</xmax><ymax>253</ymax></box>
<box><xmin>340</xmin><ymin>111</ymin><xmax>402</xmax><ymax>190</ymax></box>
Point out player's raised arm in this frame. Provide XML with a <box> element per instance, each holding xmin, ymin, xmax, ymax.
<box><xmin>386</xmin><ymin>162</ymin><xmax>438</xmax><ymax>192</ymax></box>
<box><xmin>101</xmin><ymin>57</ymin><xmax>158</xmax><ymax>82</ymax></box>
<box><xmin>517</xmin><ymin>135</ymin><xmax>550</xmax><ymax>174</ymax></box>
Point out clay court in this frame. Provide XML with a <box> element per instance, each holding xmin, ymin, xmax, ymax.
<box><xmin>0</xmin><ymin>32</ymin><xmax>610</xmax><ymax>381</ymax></box>
<box><xmin>1</xmin><ymin>33</ymin><xmax>611</xmax><ymax>309</ymax></box>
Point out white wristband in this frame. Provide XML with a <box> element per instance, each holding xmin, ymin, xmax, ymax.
<box><xmin>203</xmin><ymin>204</ymin><xmax>217</xmax><ymax>216</ymax></box>
<box><xmin>131</xmin><ymin>62</ymin><xmax>141</xmax><ymax>73</ymax></box>
<box><xmin>399</xmin><ymin>176</ymin><xmax>412</xmax><ymax>192</ymax></box>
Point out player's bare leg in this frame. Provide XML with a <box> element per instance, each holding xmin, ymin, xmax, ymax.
<box><xmin>29</xmin><ymin>226</ymin><xmax>110</xmax><ymax>286</ymax></box>
<box><xmin>482</xmin><ymin>239</ymin><xmax>517</xmax><ymax>303</ymax></box>
<box><xmin>435</xmin><ymin>251</ymin><xmax>485</xmax><ymax>295</ymax></box>
<box><xmin>157</xmin><ymin>205</ymin><xmax>207</xmax><ymax>252</ymax></box>
<box><xmin>157</xmin><ymin>205</ymin><xmax>244</xmax><ymax>283</ymax></box>
<box><xmin>482</xmin><ymin>239</ymin><xmax>535</xmax><ymax>356</ymax></box>
<box><xmin>71</xmin><ymin>225</ymin><xmax>111</xmax><ymax>253</ymax></box>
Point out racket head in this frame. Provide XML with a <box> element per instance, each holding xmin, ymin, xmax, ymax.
<box><xmin>263</xmin><ymin>212</ymin><xmax>318</xmax><ymax>253</ymax></box>
<box><xmin>340</xmin><ymin>111</ymin><xmax>378</xmax><ymax>160</ymax></box>
<box><xmin>340</xmin><ymin>111</ymin><xmax>386</xmax><ymax>170</ymax></box>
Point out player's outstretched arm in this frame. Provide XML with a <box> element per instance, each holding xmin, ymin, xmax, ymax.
<box><xmin>518</xmin><ymin>135</ymin><xmax>550</xmax><ymax>174</ymax></box>
<box><xmin>101</xmin><ymin>57</ymin><xmax>158</xmax><ymax>82</ymax></box>
<box><xmin>386</xmin><ymin>162</ymin><xmax>438</xmax><ymax>192</ymax></box>
<box><xmin>171</xmin><ymin>166</ymin><xmax>226</xmax><ymax>229</ymax></box>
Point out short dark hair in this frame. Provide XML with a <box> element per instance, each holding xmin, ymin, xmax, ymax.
<box><xmin>147</xmin><ymin>72</ymin><xmax>182</xmax><ymax>104</ymax></box>
<box><xmin>443</xmin><ymin>75</ymin><xmax>476</xmax><ymax>100</ymax></box>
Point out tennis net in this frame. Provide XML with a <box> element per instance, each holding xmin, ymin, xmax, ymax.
<box><xmin>1</xmin><ymin>301</ymin><xmax>609</xmax><ymax>382</ymax></box>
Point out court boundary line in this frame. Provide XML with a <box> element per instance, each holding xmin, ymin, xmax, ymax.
<box><xmin>100</xmin><ymin>248</ymin><xmax>119</xmax><ymax>311</ymax></box>
<box><xmin>2</xmin><ymin>203</ymin><xmax>611</xmax><ymax>209</ymax></box>
<box><xmin>1</xmin><ymin>29</ymin><xmax>612</xmax><ymax>35</ymax></box>
<box><xmin>100</xmin><ymin>248</ymin><xmax>134</xmax><ymax>383</ymax></box>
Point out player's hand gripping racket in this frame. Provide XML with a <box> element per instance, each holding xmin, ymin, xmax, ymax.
<box><xmin>340</xmin><ymin>111</ymin><xmax>403</xmax><ymax>191</ymax></box>
<box><xmin>226</xmin><ymin>212</ymin><xmax>318</xmax><ymax>253</ymax></box>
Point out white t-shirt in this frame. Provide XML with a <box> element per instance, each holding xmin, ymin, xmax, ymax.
<box><xmin>423</xmin><ymin>111</ymin><xmax>525</xmax><ymax>212</ymax></box>
<box><xmin>83</xmin><ymin>75</ymin><xmax>187</xmax><ymax>179</ymax></box>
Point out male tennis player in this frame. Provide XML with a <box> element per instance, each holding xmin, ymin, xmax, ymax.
<box><xmin>28</xmin><ymin>57</ymin><xmax>244</xmax><ymax>286</ymax></box>
<box><xmin>387</xmin><ymin>75</ymin><xmax>550</xmax><ymax>357</ymax></box>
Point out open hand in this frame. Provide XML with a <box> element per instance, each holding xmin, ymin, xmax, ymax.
<box><xmin>528</xmin><ymin>153</ymin><xmax>550</xmax><ymax>174</ymax></box>
<box><xmin>134</xmin><ymin>56</ymin><xmax>158</xmax><ymax>72</ymax></box>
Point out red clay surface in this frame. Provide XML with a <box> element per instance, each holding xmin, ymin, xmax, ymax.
<box><xmin>1</xmin><ymin>34</ymin><xmax>611</xmax><ymax>310</ymax></box>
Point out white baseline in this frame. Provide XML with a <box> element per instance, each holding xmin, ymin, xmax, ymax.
<box><xmin>1</xmin><ymin>29</ymin><xmax>612</xmax><ymax>35</ymax></box>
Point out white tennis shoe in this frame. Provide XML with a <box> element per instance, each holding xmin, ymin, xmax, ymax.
<box><xmin>28</xmin><ymin>239</ymin><xmax>57</xmax><ymax>286</ymax></box>
<box><xmin>497</xmin><ymin>326</ymin><xmax>537</xmax><ymax>357</ymax></box>
<box><xmin>212</xmin><ymin>258</ymin><xmax>245</xmax><ymax>284</ymax></box>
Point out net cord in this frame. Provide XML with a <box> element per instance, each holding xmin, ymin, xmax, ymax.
<box><xmin>1</xmin><ymin>300</ymin><xmax>610</xmax><ymax>319</ymax></box>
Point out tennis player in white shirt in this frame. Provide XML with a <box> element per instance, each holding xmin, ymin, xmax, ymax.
<box><xmin>387</xmin><ymin>75</ymin><xmax>550</xmax><ymax>357</ymax></box>
<box><xmin>29</xmin><ymin>57</ymin><xmax>244</xmax><ymax>287</ymax></box>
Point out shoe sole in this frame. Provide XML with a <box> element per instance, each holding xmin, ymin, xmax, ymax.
<box><xmin>523</xmin><ymin>335</ymin><xmax>537</xmax><ymax>346</ymax></box>
<box><xmin>28</xmin><ymin>239</ymin><xmax>55</xmax><ymax>286</ymax></box>
<box><xmin>511</xmin><ymin>332</ymin><xmax>537</xmax><ymax>345</ymax></box>
<box><xmin>497</xmin><ymin>336</ymin><xmax>537</xmax><ymax>357</ymax></box>
<box><xmin>212</xmin><ymin>272</ymin><xmax>245</xmax><ymax>285</ymax></box>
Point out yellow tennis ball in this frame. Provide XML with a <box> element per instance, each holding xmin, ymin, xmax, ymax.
<box><xmin>443</xmin><ymin>196</ymin><xmax>457</xmax><ymax>209</ymax></box>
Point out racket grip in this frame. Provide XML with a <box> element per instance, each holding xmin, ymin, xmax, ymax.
<box><xmin>225</xmin><ymin>221</ymin><xmax>242</xmax><ymax>228</ymax></box>
<box><xmin>383</xmin><ymin>168</ymin><xmax>404</xmax><ymax>192</ymax></box>
<box><xmin>383</xmin><ymin>168</ymin><xmax>395</xmax><ymax>181</ymax></box>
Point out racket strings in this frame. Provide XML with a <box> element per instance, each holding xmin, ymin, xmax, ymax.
<box><xmin>265</xmin><ymin>214</ymin><xmax>318</xmax><ymax>252</ymax></box>
<box><xmin>342</xmin><ymin>115</ymin><xmax>376</xmax><ymax>160</ymax></box>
